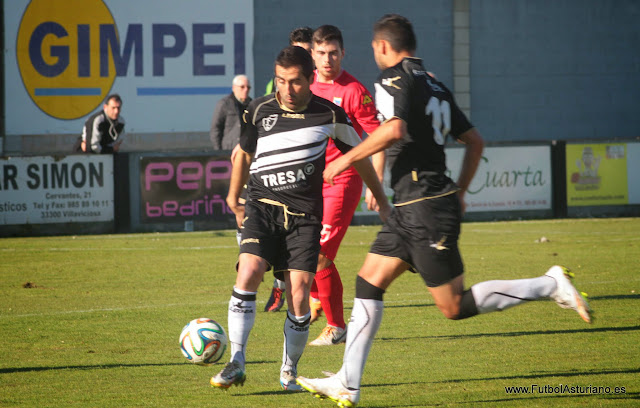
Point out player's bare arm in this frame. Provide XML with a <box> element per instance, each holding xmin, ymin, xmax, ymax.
<box><xmin>230</xmin><ymin>143</ymin><xmax>243</xmax><ymax>164</ymax></box>
<box><xmin>365</xmin><ymin>150</ymin><xmax>386</xmax><ymax>211</ymax></box>
<box><xmin>454</xmin><ymin>127</ymin><xmax>484</xmax><ymax>213</ymax></box>
<box><xmin>324</xmin><ymin>118</ymin><xmax>405</xmax><ymax>185</ymax></box>
<box><xmin>351</xmin><ymin>158</ymin><xmax>392</xmax><ymax>222</ymax></box>
<box><xmin>226</xmin><ymin>148</ymin><xmax>252</xmax><ymax>228</ymax></box>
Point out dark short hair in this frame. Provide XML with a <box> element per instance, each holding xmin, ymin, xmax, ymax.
<box><xmin>105</xmin><ymin>93</ymin><xmax>122</xmax><ymax>105</ymax></box>
<box><xmin>275</xmin><ymin>45</ymin><xmax>315</xmax><ymax>78</ymax></box>
<box><xmin>289</xmin><ymin>26</ymin><xmax>313</xmax><ymax>45</ymax></box>
<box><xmin>312</xmin><ymin>25</ymin><xmax>344</xmax><ymax>50</ymax></box>
<box><xmin>373</xmin><ymin>14</ymin><xmax>416</xmax><ymax>53</ymax></box>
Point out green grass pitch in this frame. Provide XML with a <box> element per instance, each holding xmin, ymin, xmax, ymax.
<box><xmin>1</xmin><ymin>218</ymin><xmax>639</xmax><ymax>407</ymax></box>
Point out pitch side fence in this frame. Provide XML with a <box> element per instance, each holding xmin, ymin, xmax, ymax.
<box><xmin>1</xmin><ymin>141</ymin><xmax>639</xmax><ymax>237</ymax></box>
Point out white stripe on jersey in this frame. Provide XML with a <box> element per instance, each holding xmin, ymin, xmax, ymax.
<box><xmin>374</xmin><ymin>83</ymin><xmax>394</xmax><ymax>121</ymax></box>
<box><xmin>249</xmin><ymin>125</ymin><xmax>329</xmax><ymax>174</ymax></box>
<box><xmin>250</xmin><ymin>144</ymin><xmax>326</xmax><ymax>173</ymax></box>
<box><xmin>312</xmin><ymin>98</ymin><xmax>362</xmax><ymax>147</ymax></box>
<box><xmin>249</xmin><ymin>122</ymin><xmax>361</xmax><ymax>174</ymax></box>
<box><xmin>334</xmin><ymin>122</ymin><xmax>362</xmax><ymax>147</ymax></box>
<box><xmin>251</xmin><ymin>149</ymin><xmax>326</xmax><ymax>174</ymax></box>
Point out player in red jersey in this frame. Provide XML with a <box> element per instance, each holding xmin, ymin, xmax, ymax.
<box><xmin>307</xmin><ymin>25</ymin><xmax>385</xmax><ymax>346</ymax></box>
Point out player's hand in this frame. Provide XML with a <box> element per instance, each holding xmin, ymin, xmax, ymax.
<box><xmin>458</xmin><ymin>191</ymin><xmax>467</xmax><ymax>215</ymax></box>
<box><xmin>323</xmin><ymin>156</ymin><xmax>351</xmax><ymax>186</ymax></box>
<box><xmin>378</xmin><ymin>201</ymin><xmax>392</xmax><ymax>223</ymax></box>
<box><xmin>368</xmin><ymin>188</ymin><xmax>392</xmax><ymax>222</ymax></box>
<box><xmin>234</xmin><ymin>206</ymin><xmax>246</xmax><ymax>229</ymax></box>
<box><xmin>365</xmin><ymin>188</ymin><xmax>379</xmax><ymax>211</ymax></box>
<box><xmin>226</xmin><ymin>196</ymin><xmax>246</xmax><ymax>229</ymax></box>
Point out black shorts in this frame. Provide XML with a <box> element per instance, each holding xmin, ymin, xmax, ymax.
<box><xmin>240</xmin><ymin>200</ymin><xmax>321</xmax><ymax>278</ymax></box>
<box><xmin>369</xmin><ymin>192</ymin><xmax>464</xmax><ymax>287</ymax></box>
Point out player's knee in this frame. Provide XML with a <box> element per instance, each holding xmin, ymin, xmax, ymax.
<box><xmin>355</xmin><ymin>275</ymin><xmax>385</xmax><ymax>300</ymax></box>
<box><xmin>441</xmin><ymin>289</ymin><xmax>478</xmax><ymax>320</ymax></box>
<box><xmin>439</xmin><ymin>303</ymin><xmax>462</xmax><ymax>320</ymax></box>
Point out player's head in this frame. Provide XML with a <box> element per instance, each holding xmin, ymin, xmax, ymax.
<box><xmin>312</xmin><ymin>25</ymin><xmax>345</xmax><ymax>81</ymax></box>
<box><xmin>313</xmin><ymin>24</ymin><xmax>344</xmax><ymax>50</ymax></box>
<box><xmin>231</xmin><ymin>75</ymin><xmax>251</xmax><ymax>103</ymax></box>
<box><xmin>274</xmin><ymin>45</ymin><xmax>315</xmax><ymax>111</ymax></box>
<box><xmin>289</xmin><ymin>26</ymin><xmax>313</xmax><ymax>53</ymax></box>
<box><xmin>372</xmin><ymin>14</ymin><xmax>416</xmax><ymax>69</ymax></box>
<box><xmin>103</xmin><ymin>94</ymin><xmax>122</xmax><ymax>120</ymax></box>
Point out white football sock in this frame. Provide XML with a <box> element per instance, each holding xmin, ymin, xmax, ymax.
<box><xmin>281</xmin><ymin>311</ymin><xmax>310</xmax><ymax>373</ymax></box>
<box><xmin>471</xmin><ymin>275</ymin><xmax>556</xmax><ymax>314</ymax></box>
<box><xmin>337</xmin><ymin>298</ymin><xmax>384</xmax><ymax>390</ymax></box>
<box><xmin>227</xmin><ymin>287</ymin><xmax>257</xmax><ymax>367</ymax></box>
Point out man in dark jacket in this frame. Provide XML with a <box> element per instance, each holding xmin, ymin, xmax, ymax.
<box><xmin>210</xmin><ymin>75</ymin><xmax>252</xmax><ymax>150</ymax></box>
<box><xmin>77</xmin><ymin>94</ymin><xmax>125</xmax><ymax>154</ymax></box>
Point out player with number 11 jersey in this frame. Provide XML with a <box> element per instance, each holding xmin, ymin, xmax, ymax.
<box><xmin>374</xmin><ymin>57</ymin><xmax>473</xmax><ymax>205</ymax></box>
<box><xmin>298</xmin><ymin>16</ymin><xmax>590</xmax><ymax>407</ymax></box>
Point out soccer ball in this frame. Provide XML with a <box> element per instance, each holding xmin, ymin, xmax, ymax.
<box><xmin>179</xmin><ymin>318</ymin><xmax>227</xmax><ymax>365</ymax></box>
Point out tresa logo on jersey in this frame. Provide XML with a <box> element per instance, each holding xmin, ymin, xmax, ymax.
<box><xmin>259</xmin><ymin>168</ymin><xmax>310</xmax><ymax>189</ymax></box>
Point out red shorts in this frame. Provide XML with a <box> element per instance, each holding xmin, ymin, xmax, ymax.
<box><xmin>320</xmin><ymin>175</ymin><xmax>363</xmax><ymax>260</ymax></box>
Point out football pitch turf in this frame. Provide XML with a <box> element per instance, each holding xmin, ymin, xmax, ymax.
<box><xmin>1</xmin><ymin>218</ymin><xmax>638</xmax><ymax>407</ymax></box>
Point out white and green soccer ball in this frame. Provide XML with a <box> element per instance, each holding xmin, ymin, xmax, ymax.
<box><xmin>179</xmin><ymin>318</ymin><xmax>227</xmax><ymax>365</ymax></box>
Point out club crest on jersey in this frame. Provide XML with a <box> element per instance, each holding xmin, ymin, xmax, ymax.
<box><xmin>382</xmin><ymin>76</ymin><xmax>402</xmax><ymax>89</ymax></box>
<box><xmin>333</xmin><ymin>97</ymin><xmax>342</xmax><ymax>106</ymax></box>
<box><xmin>262</xmin><ymin>114</ymin><xmax>278</xmax><ymax>131</ymax></box>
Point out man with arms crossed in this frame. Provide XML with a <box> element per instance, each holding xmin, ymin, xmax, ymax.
<box><xmin>298</xmin><ymin>14</ymin><xmax>591</xmax><ymax>407</ymax></box>
<box><xmin>307</xmin><ymin>25</ymin><xmax>383</xmax><ymax>346</ymax></box>
<box><xmin>211</xmin><ymin>46</ymin><xmax>391</xmax><ymax>391</ymax></box>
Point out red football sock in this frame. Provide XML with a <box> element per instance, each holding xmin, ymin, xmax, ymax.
<box><xmin>310</xmin><ymin>279</ymin><xmax>319</xmax><ymax>301</ymax></box>
<box><xmin>315</xmin><ymin>263</ymin><xmax>344</xmax><ymax>329</ymax></box>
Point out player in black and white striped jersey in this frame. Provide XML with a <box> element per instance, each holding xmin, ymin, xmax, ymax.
<box><xmin>211</xmin><ymin>45</ymin><xmax>391</xmax><ymax>392</ymax></box>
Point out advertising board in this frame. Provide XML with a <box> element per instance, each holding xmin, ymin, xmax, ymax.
<box><xmin>0</xmin><ymin>155</ymin><xmax>114</xmax><ymax>225</ymax></box>
<box><xmin>4</xmin><ymin>0</ymin><xmax>254</xmax><ymax>135</ymax></box>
